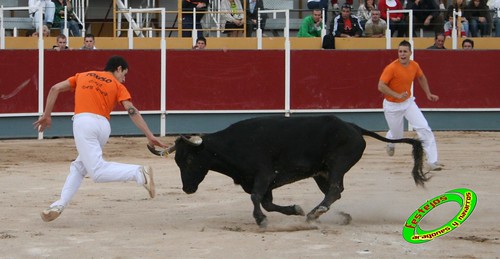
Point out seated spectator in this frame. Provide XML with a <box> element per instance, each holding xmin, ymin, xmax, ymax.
<box><xmin>487</xmin><ymin>0</ymin><xmax>500</xmax><ymax>36</ymax></box>
<box><xmin>298</xmin><ymin>9</ymin><xmax>324</xmax><ymax>37</ymax></box>
<box><xmin>52</xmin><ymin>34</ymin><xmax>70</xmax><ymax>51</ymax></box>
<box><xmin>80</xmin><ymin>34</ymin><xmax>96</xmax><ymax>50</ymax></box>
<box><xmin>427</xmin><ymin>32</ymin><xmax>446</xmax><ymax>49</ymax></box>
<box><xmin>26</xmin><ymin>29</ymin><xmax>39</xmax><ymax>37</ymax></box>
<box><xmin>357</xmin><ymin>0</ymin><xmax>378</xmax><ymax>29</ymax></box>
<box><xmin>331</xmin><ymin>4</ymin><xmax>363</xmax><ymax>37</ymax></box>
<box><xmin>365</xmin><ymin>9</ymin><xmax>387</xmax><ymax>37</ymax></box>
<box><xmin>246</xmin><ymin>0</ymin><xmax>267</xmax><ymax>37</ymax></box>
<box><xmin>407</xmin><ymin>0</ymin><xmax>445</xmax><ymax>35</ymax></box>
<box><xmin>444</xmin><ymin>12</ymin><xmax>467</xmax><ymax>38</ymax></box>
<box><xmin>29</xmin><ymin>0</ymin><xmax>55</xmax><ymax>29</ymax></box>
<box><xmin>220</xmin><ymin>0</ymin><xmax>244</xmax><ymax>37</ymax></box>
<box><xmin>465</xmin><ymin>0</ymin><xmax>491</xmax><ymax>37</ymax></box>
<box><xmin>379</xmin><ymin>0</ymin><xmax>408</xmax><ymax>37</ymax></box>
<box><xmin>192</xmin><ymin>37</ymin><xmax>207</xmax><ymax>49</ymax></box>
<box><xmin>462</xmin><ymin>38</ymin><xmax>474</xmax><ymax>49</ymax></box>
<box><xmin>181</xmin><ymin>0</ymin><xmax>209</xmax><ymax>38</ymax></box>
<box><xmin>53</xmin><ymin>0</ymin><xmax>82</xmax><ymax>37</ymax></box>
<box><xmin>307</xmin><ymin>0</ymin><xmax>330</xmax><ymax>23</ymax></box>
<box><xmin>446</xmin><ymin>0</ymin><xmax>469</xmax><ymax>37</ymax></box>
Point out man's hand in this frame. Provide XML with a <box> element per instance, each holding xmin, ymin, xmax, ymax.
<box><xmin>33</xmin><ymin>116</ymin><xmax>51</xmax><ymax>132</ymax></box>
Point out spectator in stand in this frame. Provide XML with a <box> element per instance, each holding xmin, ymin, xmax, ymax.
<box><xmin>42</xmin><ymin>24</ymin><xmax>51</xmax><ymax>37</ymax></box>
<box><xmin>407</xmin><ymin>0</ymin><xmax>445</xmax><ymax>35</ymax></box>
<box><xmin>26</xmin><ymin>29</ymin><xmax>39</xmax><ymax>37</ymax></box>
<box><xmin>29</xmin><ymin>0</ymin><xmax>55</xmax><ymax>29</ymax></box>
<box><xmin>444</xmin><ymin>12</ymin><xmax>467</xmax><ymax>38</ymax></box>
<box><xmin>246</xmin><ymin>0</ymin><xmax>267</xmax><ymax>37</ymax></box>
<box><xmin>331</xmin><ymin>0</ymin><xmax>358</xmax><ymax>10</ymax></box>
<box><xmin>465</xmin><ymin>0</ymin><xmax>492</xmax><ymax>37</ymax></box>
<box><xmin>427</xmin><ymin>32</ymin><xmax>446</xmax><ymax>48</ymax></box>
<box><xmin>298</xmin><ymin>9</ymin><xmax>324</xmax><ymax>37</ymax></box>
<box><xmin>307</xmin><ymin>0</ymin><xmax>330</xmax><ymax>23</ymax></box>
<box><xmin>52</xmin><ymin>34</ymin><xmax>70</xmax><ymax>51</ymax></box>
<box><xmin>446</xmin><ymin>0</ymin><xmax>469</xmax><ymax>37</ymax></box>
<box><xmin>487</xmin><ymin>0</ymin><xmax>500</xmax><ymax>36</ymax></box>
<box><xmin>53</xmin><ymin>0</ymin><xmax>82</xmax><ymax>37</ymax></box>
<box><xmin>220</xmin><ymin>0</ymin><xmax>244</xmax><ymax>37</ymax></box>
<box><xmin>80</xmin><ymin>34</ymin><xmax>96</xmax><ymax>50</ymax></box>
<box><xmin>379</xmin><ymin>0</ymin><xmax>408</xmax><ymax>37</ymax></box>
<box><xmin>332</xmin><ymin>4</ymin><xmax>363</xmax><ymax>37</ymax></box>
<box><xmin>462</xmin><ymin>38</ymin><xmax>474</xmax><ymax>49</ymax></box>
<box><xmin>365</xmin><ymin>9</ymin><xmax>387</xmax><ymax>37</ymax></box>
<box><xmin>357</xmin><ymin>0</ymin><xmax>378</xmax><ymax>29</ymax></box>
<box><xmin>192</xmin><ymin>36</ymin><xmax>207</xmax><ymax>49</ymax></box>
<box><xmin>181</xmin><ymin>0</ymin><xmax>209</xmax><ymax>38</ymax></box>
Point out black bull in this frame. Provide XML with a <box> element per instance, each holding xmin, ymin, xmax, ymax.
<box><xmin>148</xmin><ymin>115</ymin><xmax>429</xmax><ymax>227</ymax></box>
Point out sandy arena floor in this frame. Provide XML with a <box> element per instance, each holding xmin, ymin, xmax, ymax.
<box><xmin>0</xmin><ymin>131</ymin><xmax>499</xmax><ymax>258</ymax></box>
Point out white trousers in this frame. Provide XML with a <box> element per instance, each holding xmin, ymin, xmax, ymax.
<box><xmin>383</xmin><ymin>97</ymin><xmax>438</xmax><ymax>164</ymax></box>
<box><xmin>32</xmin><ymin>1</ymin><xmax>55</xmax><ymax>29</ymax></box>
<box><xmin>51</xmin><ymin>113</ymin><xmax>145</xmax><ymax>208</ymax></box>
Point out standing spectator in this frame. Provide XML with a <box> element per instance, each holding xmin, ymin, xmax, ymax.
<box><xmin>192</xmin><ymin>36</ymin><xmax>207</xmax><ymax>49</ymax></box>
<box><xmin>53</xmin><ymin>0</ymin><xmax>82</xmax><ymax>37</ymax></box>
<box><xmin>181</xmin><ymin>0</ymin><xmax>209</xmax><ymax>38</ymax></box>
<box><xmin>407</xmin><ymin>0</ymin><xmax>445</xmax><ymax>35</ymax></box>
<box><xmin>487</xmin><ymin>0</ymin><xmax>500</xmax><ymax>36</ymax></box>
<box><xmin>34</xmin><ymin>56</ymin><xmax>166</xmax><ymax>222</ymax></box>
<box><xmin>427</xmin><ymin>32</ymin><xmax>446</xmax><ymax>48</ymax></box>
<box><xmin>246</xmin><ymin>0</ymin><xmax>267</xmax><ymax>37</ymax></box>
<box><xmin>462</xmin><ymin>38</ymin><xmax>474</xmax><ymax>49</ymax></box>
<box><xmin>465</xmin><ymin>0</ymin><xmax>492</xmax><ymax>37</ymax></box>
<box><xmin>379</xmin><ymin>0</ymin><xmax>408</xmax><ymax>37</ymax></box>
<box><xmin>29</xmin><ymin>0</ymin><xmax>55</xmax><ymax>29</ymax></box>
<box><xmin>365</xmin><ymin>9</ymin><xmax>387</xmax><ymax>37</ymax></box>
<box><xmin>378</xmin><ymin>40</ymin><xmax>442</xmax><ymax>171</ymax></box>
<box><xmin>298</xmin><ymin>9</ymin><xmax>324</xmax><ymax>37</ymax></box>
<box><xmin>52</xmin><ymin>34</ymin><xmax>70</xmax><ymax>50</ymax></box>
<box><xmin>80</xmin><ymin>34</ymin><xmax>96</xmax><ymax>50</ymax></box>
<box><xmin>220</xmin><ymin>0</ymin><xmax>244</xmax><ymax>37</ymax></box>
<box><xmin>446</xmin><ymin>0</ymin><xmax>469</xmax><ymax>37</ymax></box>
<box><xmin>332</xmin><ymin>4</ymin><xmax>363</xmax><ymax>37</ymax></box>
<box><xmin>308</xmin><ymin>0</ymin><xmax>330</xmax><ymax>23</ymax></box>
<box><xmin>357</xmin><ymin>0</ymin><xmax>378</xmax><ymax>29</ymax></box>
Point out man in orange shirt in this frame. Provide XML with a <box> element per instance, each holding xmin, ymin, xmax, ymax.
<box><xmin>34</xmin><ymin>56</ymin><xmax>167</xmax><ymax>222</ymax></box>
<box><xmin>378</xmin><ymin>40</ymin><xmax>442</xmax><ymax>171</ymax></box>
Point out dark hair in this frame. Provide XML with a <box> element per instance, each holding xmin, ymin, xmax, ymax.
<box><xmin>399</xmin><ymin>40</ymin><xmax>412</xmax><ymax>49</ymax></box>
<box><xmin>84</xmin><ymin>33</ymin><xmax>95</xmax><ymax>40</ymax></box>
<box><xmin>341</xmin><ymin>3</ymin><xmax>352</xmax><ymax>10</ymax></box>
<box><xmin>435</xmin><ymin>32</ymin><xmax>445</xmax><ymax>39</ymax></box>
<box><xmin>462</xmin><ymin>39</ymin><xmax>474</xmax><ymax>48</ymax></box>
<box><xmin>104</xmin><ymin>56</ymin><xmax>129</xmax><ymax>72</ymax></box>
<box><xmin>196</xmin><ymin>36</ymin><xmax>207</xmax><ymax>44</ymax></box>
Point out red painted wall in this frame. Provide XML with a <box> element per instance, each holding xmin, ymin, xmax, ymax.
<box><xmin>0</xmin><ymin>49</ymin><xmax>498</xmax><ymax>114</ymax></box>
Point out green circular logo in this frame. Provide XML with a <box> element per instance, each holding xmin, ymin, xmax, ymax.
<box><xmin>402</xmin><ymin>188</ymin><xmax>477</xmax><ymax>244</ymax></box>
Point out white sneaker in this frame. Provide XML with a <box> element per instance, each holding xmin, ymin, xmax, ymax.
<box><xmin>386</xmin><ymin>145</ymin><xmax>395</xmax><ymax>156</ymax></box>
<box><xmin>41</xmin><ymin>205</ymin><xmax>64</xmax><ymax>222</ymax></box>
<box><xmin>427</xmin><ymin>162</ymin><xmax>444</xmax><ymax>172</ymax></box>
<box><xmin>142</xmin><ymin>165</ymin><xmax>155</xmax><ymax>198</ymax></box>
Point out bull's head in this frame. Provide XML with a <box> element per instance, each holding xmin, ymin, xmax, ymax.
<box><xmin>147</xmin><ymin>135</ymin><xmax>208</xmax><ymax>194</ymax></box>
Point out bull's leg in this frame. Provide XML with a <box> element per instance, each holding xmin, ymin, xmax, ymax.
<box><xmin>261</xmin><ymin>191</ymin><xmax>305</xmax><ymax>216</ymax></box>
<box><xmin>250</xmin><ymin>173</ymin><xmax>277</xmax><ymax>228</ymax></box>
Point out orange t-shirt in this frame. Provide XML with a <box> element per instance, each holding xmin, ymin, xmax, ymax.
<box><xmin>379</xmin><ymin>59</ymin><xmax>423</xmax><ymax>103</ymax></box>
<box><xmin>68</xmin><ymin>71</ymin><xmax>131</xmax><ymax>120</ymax></box>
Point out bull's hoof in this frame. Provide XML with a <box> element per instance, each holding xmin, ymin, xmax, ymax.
<box><xmin>306</xmin><ymin>206</ymin><xmax>329</xmax><ymax>222</ymax></box>
<box><xmin>294</xmin><ymin>205</ymin><xmax>305</xmax><ymax>216</ymax></box>
<box><xmin>258</xmin><ymin>217</ymin><xmax>268</xmax><ymax>229</ymax></box>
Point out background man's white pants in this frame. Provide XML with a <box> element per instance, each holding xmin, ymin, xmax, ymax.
<box><xmin>51</xmin><ymin>113</ymin><xmax>145</xmax><ymax>208</ymax></box>
<box><xmin>31</xmin><ymin>1</ymin><xmax>55</xmax><ymax>30</ymax></box>
<box><xmin>383</xmin><ymin>97</ymin><xmax>438</xmax><ymax>165</ymax></box>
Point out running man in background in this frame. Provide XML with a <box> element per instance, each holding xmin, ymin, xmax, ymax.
<box><xmin>34</xmin><ymin>56</ymin><xmax>167</xmax><ymax>222</ymax></box>
<box><xmin>378</xmin><ymin>40</ymin><xmax>443</xmax><ymax>171</ymax></box>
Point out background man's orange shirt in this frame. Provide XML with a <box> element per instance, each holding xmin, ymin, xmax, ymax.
<box><xmin>68</xmin><ymin>71</ymin><xmax>132</xmax><ymax>120</ymax></box>
<box><xmin>379</xmin><ymin>59</ymin><xmax>423</xmax><ymax>103</ymax></box>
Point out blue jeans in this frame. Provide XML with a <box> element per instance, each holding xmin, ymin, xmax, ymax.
<box><xmin>60</xmin><ymin>19</ymin><xmax>81</xmax><ymax>37</ymax></box>
<box><xmin>494</xmin><ymin>17</ymin><xmax>500</xmax><ymax>37</ymax></box>
<box><xmin>469</xmin><ymin>17</ymin><xmax>489</xmax><ymax>37</ymax></box>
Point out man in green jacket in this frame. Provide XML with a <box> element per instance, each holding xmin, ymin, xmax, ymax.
<box><xmin>298</xmin><ymin>9</ymin><xmax>323</xmax><ymax>37</ymax></box>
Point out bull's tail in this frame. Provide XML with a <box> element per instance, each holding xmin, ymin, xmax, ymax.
<box><xmin>351</xmin><ymin>124</ymin><xmax>429</xmax><ymax>187</ymax></box>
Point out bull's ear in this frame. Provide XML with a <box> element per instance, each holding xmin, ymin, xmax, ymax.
<box><xmin>181</xmin><ymin>135</ymin><xmax>203</xmax><ymax>146</ymax></box>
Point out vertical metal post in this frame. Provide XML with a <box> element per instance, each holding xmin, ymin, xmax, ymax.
<box><xmin>160</xmin><ymin>8</ymin><xmax>166</xmax><ymax>136</ymax></box>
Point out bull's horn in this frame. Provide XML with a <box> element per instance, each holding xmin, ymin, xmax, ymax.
<box><xmin>147</xmin><ymin>144</ymin><xmax>172</xmax><ymax>157</ymax></box>
<box><xmin>181</xmin><ymin>135</ymin><xmax>203</xmax><ymax>146</ymax></box>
